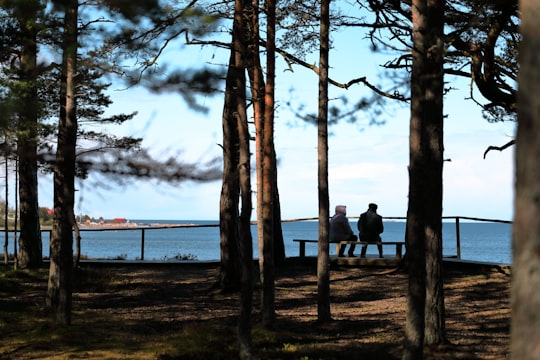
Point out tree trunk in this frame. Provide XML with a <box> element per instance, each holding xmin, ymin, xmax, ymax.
<box><xmin>272</xmin><ymin>178</ymin><xmax>285</xmax><ymax>265</ymax></box>
<box><xmin>317</xmin><ymin>0</ymin><xmax>331</xmax><ymax>323</ymax></box>
<box><xmin>227</xmin><ymin>0</ymin><xmax>254</xmax><ymax>357</ymax></box>
<box><xmin>46</xmin><ymin>0</ymin><xmax>78</xmax><ymax>325</ymax></box>
<box><xmin>218</xmin><ymin>49</ymin><xmax>242</xmax><ymax>293</ymax></box>
<box><xmin>259</xmin><ymin>0</ymin><xmax>277</xmax><ymax>330</ymax></box>
<box><xmin>238</xmin><ymin>122</ymin><xmax>254</xmax><ymax>359</ymax></box>
<box><xmin>3</xmin><ymin>154</ymin><xmax>8</xmax><ymax>266</ymax></box>
<box><xmin>16</xmin><ymin>0</ymin><xmax>42</xmax><ymax>270</ymax></box>
<box><xmin>404</xmin><ymin>0</ymin><xmax>446</xmax><ymax>357</ymax></box>
<box><xmin>244</xmin><ymin>3</ymin><xmax>285</xmax><ymax>268</ymax></box>
<box><xmin>511</xmin><ymin>1</ymin><xmax>540</xmax><ymax>358</ymax></box>
<box><xmin>13</xmin><ymin>160</ymin><xmax>18</xmax><ymax>270</ymax></box>
<box><xmin>245</xmin><ymin>0</ymin><xmax>265</xmax><ymax>282</ymax></box>
<box><xmin>421</xmin><ymin>0</ymin><xmax>446</xmax><ymax>347</ymax></box>
<box><xmin>73</xmin><ymin>215</ymin><xmax>81</xmax><ymax>270</ymax></box>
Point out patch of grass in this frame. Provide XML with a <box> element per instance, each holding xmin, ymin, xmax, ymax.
<box><xmin>0</xmin><ymin>268</ymin><xmax>48</xmax><ymax>296</ymax></box>
<box><xmin>154</xmin><ymin>324</ymin><xmax>239</xmax><ymax>359</ymax></box>
<box><xmin>107</xmin><ymin>253</ymin><xmax>128</xmax><ymax>260</ymax></box>
<box><xmin>0</xmin><ymin>263</ymin><xmax>510</xmax><ymax>359</ymax></box>
<box><xmin>73</xmin><ymin>267</ymin><xmax>115</xmax><ymax>292</ymax></box>
<box><xmin>160</xmin><ymin>253</ymin><xmax>198</xmax><ymax>261</ymax></box>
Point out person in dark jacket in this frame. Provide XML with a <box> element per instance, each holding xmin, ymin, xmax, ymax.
<box><xmin>357</xmin><ymin>203</ymin><xmax>384</xmax><ymax>258</ymax></box>
<box><xmin>329</xmin><ymin>205</ymin><xmax>357</xmax><ymax>257</ymax></box>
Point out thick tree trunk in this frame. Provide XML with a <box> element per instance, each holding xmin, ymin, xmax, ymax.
<box><xmin>511</xmin><ymin>1</ymin><xmax>540</xmax><ymax>358</ymax></box>
<box><xmin>404</xmin><ymin>0</ymin><xmax>446</xmax><ymax>356</ymax></box>
<box><xmin>16</xmin><ymin>0</ymin><xmax>42</xmax><ymax>270</ymax></box>
<box><xmin>46</xmin><ymin>0</ymin><xmax>78</xmax><ymax>325</ymax></box>
<box><xmin>317</xmin><ymin>0</ymin><xmax>331</xmax><ymax>322</ymax></box>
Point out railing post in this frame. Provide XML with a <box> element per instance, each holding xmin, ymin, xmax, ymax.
<box><xmin>455</xmin><ymin>217</ymin><xmax>461</xmax><ymax>259</ymax></box>
<box><xmin>141</xmin><ymin>228</ymin><xmax>145</xmax><ymax>261</ymax></box>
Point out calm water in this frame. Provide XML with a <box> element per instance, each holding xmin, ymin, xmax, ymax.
<box><xmin>32</xmin><ymin>219</ymin><xmax>512</xmax><ymax>264</ymax></box>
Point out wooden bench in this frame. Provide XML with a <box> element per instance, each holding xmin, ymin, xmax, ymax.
<box><xmin>338</xmin><ymin>241</ymin><xmax>406</xmax><ymax>259</ymax></box>
<box><xmin>293</xmin><ymin>239</ymin><xmax>318</xmax><ymax>257</ymax></box>
<box><xmin>293</xmin><ymin>239</ymin><xmax>406</xmax><ymax>259</ymax></box>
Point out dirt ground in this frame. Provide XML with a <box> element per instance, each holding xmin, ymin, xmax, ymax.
<box><xmin>1</xmin><ymin>259</ymin><xmax>510</xmax><ymax>359</ymax></box>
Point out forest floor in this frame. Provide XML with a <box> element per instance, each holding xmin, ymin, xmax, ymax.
<box><xmin>0</xmin><ymin>259</ymin><xmax>510</xmax><ymax>359</ymax></box>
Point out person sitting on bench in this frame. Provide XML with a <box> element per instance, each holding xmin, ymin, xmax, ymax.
<box><xmin>358</xmin><ymin>203</ymin><xmax>384</xmax><ymax>258</ymax></box>
<box><xmin>329</xmin><ymin>205</ymin><xmax>357</xmax><ymax>257</ymax></box>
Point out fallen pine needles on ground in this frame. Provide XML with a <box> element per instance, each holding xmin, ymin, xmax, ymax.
<box><xmin>0</xmin><ymin>260</ymin><xmax>510</xmax><ymax>359</ymax></box>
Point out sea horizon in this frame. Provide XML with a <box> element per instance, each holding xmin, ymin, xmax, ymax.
<box><xmin>1</xmin><ymin>217</ymin><xmax>512</xmax><ymax>265</ymax></box>
<box><xmin>58</xmin><ymin>218</ymin><xmax>515</xmax><ymax>264</ymax></box>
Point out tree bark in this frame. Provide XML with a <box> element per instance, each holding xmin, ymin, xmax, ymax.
<box><xmin>317</xmin><ymin>0</ymin><xmax>331</xmax><ymax>323</ymax></box>
<box><xmin>3</xmin><ymin>155</ymin><xmax>8</xmax><ymax>266</ymax></box>
<box><xmin>404</xmin><ymin>0</ymin><xmax>447</xmax><ymax>356</ymax></box>
<box><xmin>46</xmin><ymin>0</ymin><xmax>78</xmax><ymax>325</ymax></box>
<box><xmin>272</xmin><ymin>178</ymin><xmax>285</xmax><ymax>264</ymax></box>
<box><xmin>226</xmin><ymin>0</ymin><xmax>254</xmax><ymax>357</ymax></box>
<box><xmin>421</xmin><ymin>0</ymin><xmax>446</xmax><ymax>347</ymax></box>
<box><xmin>244</xmin><ymin>2</ymin><xmax>285</xmax><ymax>268</ymax></box>
<box><xmin>218</xmin><ymin>52</ymin><xmax>242</xmax><ymax>293</ymax></box>
<box><xmin>511</xmin><ymin>1</ymin><xmax>540</xmax><ymax>358</ymax></box>
<box><xmin>16</xmin><ymin>0</ymin><xmax>42</xmax><ymax>270</ymax></box>
<box><xmin>259</xmin><ymin>0</ymin><xmax>277</xmax><ymax>329</ymax></box>
<box><xmin>245</xmin><ymin>0</ymin><xmax>265</xmax><ymax>279</ymax></box>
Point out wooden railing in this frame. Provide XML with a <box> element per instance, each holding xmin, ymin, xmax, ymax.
<box><xmin>29</xmin><ymin>223</ymin><xmax>220</xmax><ymax>261</ymax></box>
<box><xmin>4</xmin><ymin>216</ymin><xmax>512</xmax><ymax>261</ymax></box>
<box><xmin>384</xmin><ymin>216</ymin><xmax>512</xmax><ymax>260</ymax></box>
<box><xmin>285</xmin><ymin>215</ymin><xmax>512</xmax><ymax>260</ymax></box>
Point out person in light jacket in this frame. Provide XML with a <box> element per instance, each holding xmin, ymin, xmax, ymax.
<box><xmin>329</xmin><ymin>205</ymin><xmax>358</xmax><ymax>257</ymax></box>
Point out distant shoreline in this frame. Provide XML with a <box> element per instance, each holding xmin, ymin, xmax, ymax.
<box><xmin>0</xmin><ymin>222</ymin><xmax>189</xmax><ymax>232</ymax></box>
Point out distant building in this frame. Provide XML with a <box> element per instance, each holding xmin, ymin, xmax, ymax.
<box><xmin>112</xmin><ymin>218</ymin><xmax>127</xmax><ymax>224</ymax></box>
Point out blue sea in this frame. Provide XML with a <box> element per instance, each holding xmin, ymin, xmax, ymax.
<box><xmin>33</xmin><ymin>219</ymin><xmax>512</xmax><ymax>264</ymax></box>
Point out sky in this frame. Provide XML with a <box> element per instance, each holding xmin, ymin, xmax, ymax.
<box><xmin>36</xmin><ymin>16</ymin><xmax>517</xmax><ymax>222</ymax></box>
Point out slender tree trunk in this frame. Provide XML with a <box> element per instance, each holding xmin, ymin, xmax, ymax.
<box><xmin>46</xmin><ymin>0</ymin><xmax>78</xmax><ymax>325</ymax></box>
<box><xmin>422</xmin><ymin>0</ymin><xmax>446</xmax><ymax>347</ymax></box>
<box><xmin>238</xmin><ymin>118</ymin><xmax>254</xmax><ymax>359</ymax></box>
<box><xmin>511</xmin><ymin>1</ymin><xmax>540</xmax><ymax>358</ymax></box>
<box><xmin>244</xmin><ymin>2</ymin><xmax>285</xmax><ymax>268</ymax></box>
<box><xmin>218</xmin><ymin>49</ymin><xmax>242</xmax><ymax>293</ymax></box>
<box><xmin>73</xmin><ymin>214</ymin><xmax>81</xmax><ymax>270</ymax></box>
<box><xmin>13</xmin><ymin>160</ymin><xmax>18</xmax><ymax>270</ymax></box>
<box><xmin>272</xmin><ymin>178</ymin><xmax>285</xmax><ymax>264</ymax></box>
<box><xmin>404</xmin><ymin>1</ymin><xmax>429</xmax><ymax>357</ymax></box>
<box><xmin>246</xmin><ymin>0</ymin><xmax>265</xmax><ymax>277</ymax></box>
<box><xmin>227</xmin><ymin>0</ymin><xmax>254</xmax><ymax>356</ymax></box>
<box><xmin>259</xmin><ymin>0</ymin><xmax>277</xmax><ymax>330</ymax></box>
<box><xmin>238</xmin><ymin>107</ymin><xmax>254</xmax><ymax>359</ymax></box>
<box><xmin>16</xmin><ymin>0</ymin><xmax>42</xmax><ymax>270</ymax></box>
<box><xmin>317</xmin><ymin>0</ymin><xmax>331</xmax><ymax>322</ymax></box>
<box><xmin>3</xmin><ymin>155</ymin><xmax>8</xmax><ymax>266</ymax></box>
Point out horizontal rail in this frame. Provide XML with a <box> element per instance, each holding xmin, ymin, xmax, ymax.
<box><xmin>2</xmin><ymin>215</ymin><xmax>512</xmax><ymax>261</ymax></box>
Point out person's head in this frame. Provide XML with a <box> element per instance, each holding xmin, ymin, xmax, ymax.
<box><xmin>368</xmin><ymin>203</ymin><xmax>378</xmax><ymax>211</ymax></box>
<box><xmin>335</xmin><ymin>205</ymin><xmax>347</xmax><ymax>215</ymax></box>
